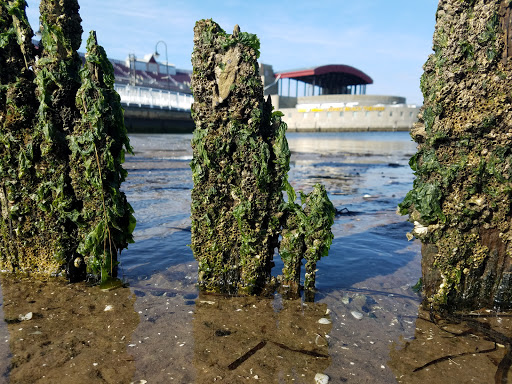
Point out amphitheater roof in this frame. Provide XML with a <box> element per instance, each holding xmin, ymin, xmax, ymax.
<box><xmin>275</xmin><ymin>64</ymin><xmax>373</xmax><ymax>86</ymax></box>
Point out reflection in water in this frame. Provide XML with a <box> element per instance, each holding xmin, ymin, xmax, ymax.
<box><xmin>0</xmin><ymin>276</ymin><xmax>139</xmax><ymax>383</ymax></box>
<box><xmin>0</xmin><ymin>132</ymin><xmax>427</xmax><ymax>382</ymax></box>
<box><xmin>389</xmin><ymin>308</ymin><xmax>512</xmax><ymax>383</ymax></box>
<box><xmin>286</xmin><ymin>131</ymin><xmax>416</xmax><ymax>157</ymax></box>
<box><xmin>193</xmin><ymin>295</ymin><xmax>331</xmax><ymax>383</ymax></box>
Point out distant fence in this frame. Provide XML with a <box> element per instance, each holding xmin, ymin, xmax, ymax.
<box><xmin>114</xmin><ymin>84</ymin><xmax>193</xmax><ymax>111</ymax></box>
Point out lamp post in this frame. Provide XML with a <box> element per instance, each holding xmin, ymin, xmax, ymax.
<box><xmin>154</xmin><ymin>40</ymin><xmax>170</xmax><ymax>91</ymax></box>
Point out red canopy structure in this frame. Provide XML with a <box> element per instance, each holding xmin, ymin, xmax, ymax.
<box><xmin>274</xmin><ymin>64</ymin><xmax>373</xmax><ymax>96</ymax></box>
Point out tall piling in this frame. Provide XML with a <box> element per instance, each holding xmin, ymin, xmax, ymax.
<box><xmin>400</xmin><ymin>0</ymin><xmax>512</xmax><ymax>310</ymax></box>
<box><xmin>190</xmin><ymin>20</ymin><xmax>287</xmax><ymax>294</ymax></box>
<box><xmin>0</xmin><ymin>0</ymin><xmax>134</xmax><ymax>281</ymax></box>
<box><xmin>190</xmin><ymin>20</ymin><xmax>334</xmax><ymax>296</ymax></box>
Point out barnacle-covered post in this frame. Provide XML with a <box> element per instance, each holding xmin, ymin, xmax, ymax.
<box><xmin>279</xmin><ymin>202</ymin><xmax>306</xmax><ymax>297</ymax></box>
<box><xmin>0</xmin><ymin>0</ymin><xmax>134</xmax><ymax>282</ymax></box>
<box><xmin>71</xmin><ymin>31</ymin><xmax>135</xmax><ymax>282</ymax></box>
<box><xmin>29</xmin><ymin>0</ymin><xmax>83</xmax><ymax>277</ymax></box>
<box><xmin>190</xmin><ymin>20</ymin><xmax>289</xmax><ymax>294</ymax></box>
<box><xmin>0</xmin><ymin>1</ymin><xmax>38</xmax><ymax>271</ymax></box>
<box><xmin>400</xmin><ymin>0</ymin><xmax>512</xmax><ymax>310</ymax></box>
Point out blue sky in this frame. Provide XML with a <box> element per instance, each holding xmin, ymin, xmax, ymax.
<box><xmin>24</xmin><ymin>0</ymin><xmax>439</xmax><ymax>105</ymax></box>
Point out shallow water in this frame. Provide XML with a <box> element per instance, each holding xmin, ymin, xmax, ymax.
<box><xmin>121</xmin><ymin>131</ymin><xmax>424</xmax><ymax>383</ymax></box>
<box><xmin>0</xmin><ymin>131</ymin><xmax>510</xmax><ymax>383</ymax></box>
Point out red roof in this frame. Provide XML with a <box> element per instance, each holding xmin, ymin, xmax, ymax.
<box><xmin>275</xmin><ymin>64</ymin><xmax>373</xmax><ymax>85</ymax></box>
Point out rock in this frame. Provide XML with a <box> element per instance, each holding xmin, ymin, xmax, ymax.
<box><xmin>18</xmin><ymin>312</ymin><xmax>32</xmax><ymax>321</ymax></box>
<box><xmin>314</xmin><ymin>373</ymin><xmax>329</xmax><ymax>384</ymax></box>
<box><xmin>318</xmin><ymin>318</ymin><xmax>331</xmax><ymax>325</ymax></box>
<box><xmin>351</xmin><ymin>311</ymin><xmax>363</xmax><ymax>320</ymax></box>
<box><xmin>352</xmin><ymin>294</ymin><xmax>367</xmax><ymax>311</ymax></box>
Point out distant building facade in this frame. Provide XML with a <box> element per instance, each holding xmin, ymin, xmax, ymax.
<box><xmin>260</xmin><ymin>64</ymin><xmax>419</xmax><ymax>131</ymax></box>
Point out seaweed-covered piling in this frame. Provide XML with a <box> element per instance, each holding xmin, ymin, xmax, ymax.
<box><xmin>302</xmin><ymin>185</ymin><xmax>335</xmax><ymax>296</ymax></box>
<box><xmin>190</xmin><ymin>19</ymin><xmax>334</xmax><ymax>296</ymax></box>
<box><xmin>400</xmin><ymin>0</ymin><xmax>512</xmax><ymax>310</ymax></box>
<box><xmin>71</xmin><ymin>31</ymin><xmax>135</xmax><ymax>281</ymax></box>
<box><xmin>0</xmin><ymin>0</ymin><xmax>134</xmax><ymax>282</ymax></box>
<box><xmin>32</xmin><ymin>0</ymin><xmax>83</xmax><ymax>275</ymax></box>
<box><xmin>0</xmin><ymin>0</ymin><xmax>38</xmax><ymax>272</ymax></box>
<box><xmin>280</xmin><ymin>185</ymin><xmax>335</xmax><ymax>299</ymax></box>
<box><xmin>190</xmin><ymin>20</ymin><xmax>286</xmax><ymax>294</ymax></box>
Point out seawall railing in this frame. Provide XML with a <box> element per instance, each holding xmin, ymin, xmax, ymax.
<box><xmin>114</xmin><ymin>84</ymin><xmax>193</xmax><ymax>111</ymax></box>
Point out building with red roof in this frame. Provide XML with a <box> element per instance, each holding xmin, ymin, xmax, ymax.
<box><xmin>260</xmin><ymin>63</ymin><xmax>419</xmax><ymax>132</ymax></box>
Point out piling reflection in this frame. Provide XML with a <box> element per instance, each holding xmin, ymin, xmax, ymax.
<box><xmin>193</xmin><ymin>295</ymin><xmax>331</xmax><ymax>383</ymax></box>
<box><xmin>0</xmin><ymin>276</ymin><xmax>139</xmax><ymax>383</ymax></box>
<box><xmin>388</xmin><ymin>307</ymin><xmax>512</xmax><ymax>383</ymax></box>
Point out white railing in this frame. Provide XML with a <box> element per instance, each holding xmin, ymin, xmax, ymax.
<box><xmin>114</xmin><ymin>84</ymin><xmax>193</xmax><ymax>111</ymax></box>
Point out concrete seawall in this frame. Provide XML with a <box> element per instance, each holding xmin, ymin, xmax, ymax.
<box><xmin>121</xmin><ymin>95</ymin><xmax>419</xmax><ymax>133</ymax></box>
<box><xmin>123</xmin><ymin>105</ymin><xmax>195</xmax><ymax>133</ymax></box>
<box><xmin>280</xmin><ymin>104</ymin><xmax>419</xmax><ymax>132</ymax></box>
<box><xmin>271</xmin><ymin>95</ymin><xmax>420</xmax><ymax>132</ymax></box>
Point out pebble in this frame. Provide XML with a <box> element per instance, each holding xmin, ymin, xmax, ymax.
<box><xmin>318</xmin><ymin>318</ymin><xmax>331</xmax><ymax>325</ymax></box>
<box><xmin>104</xmin><ymin>305</ymin><xmax>114</xmax><ymax>312</ymax></box>
<box><xmin>341</xmin><ymin>296</ymin><xmax>350</xmax><ymax>305</ymax></box>
<box><xmin>314</xmin><ymin>373</ymin><xmax>329</xmax><ymax>384</ymax></box>
<box><xmin>351</xmin><ymin>311</ymin><xmax>364</xmax><ymax>320</ymax></box>
<box><xmin>18</xmin><ymin>312</ymin><xmax>32</xmax><ymax>321</ymax></box>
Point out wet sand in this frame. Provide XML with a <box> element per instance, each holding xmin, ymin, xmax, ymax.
<box><xmin>0</xmin><ymin>132</ymin><xmax>509</xmax><ymax>383</ymax></box>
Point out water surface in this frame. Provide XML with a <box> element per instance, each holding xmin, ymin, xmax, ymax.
<box><xmin>1</xmin><ymin>132</ymin><xmax>509</xmax><ymax>383</ymax></box>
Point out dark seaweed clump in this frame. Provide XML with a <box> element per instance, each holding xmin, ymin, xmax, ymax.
<box><xmin>190</xmin><ymin>19</ymin><xmax>334</xmax><ymax>297</ymax></box>
<box><xmin>0</xmin><ymin>0</ymin><xmax>134</xmax><ymax>282</ymax></box>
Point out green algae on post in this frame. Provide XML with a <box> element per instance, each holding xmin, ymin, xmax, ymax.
<box><xmin>32</xmin><ymin>0</ymin><xmax>83</xmax><ymax>274</ymax></box>
<box><xmin>190</xmin><ymin>19</ymin><xmax>334</xmax><ymax>296</ymax></box>
<box><xmin>399</xmin><ymin>0</ymin><xmax>512</xmax><ymax>310</ymax></box>
<box><xmin>0</xmin><ymin>0</ymin><xmax>134</xmax><ymax>282</ymax></box>
<box><xmin>280</xmin><ymin>184</ymin><xmax>335</xmax><ymax>299</ymax></box>
<box><xmin>71</xmin><ymin>31</ymin><xmax>135</xmax><ymax>281</ymax></box>
<box><xmin>0</xmin><ymin>0</ymin><xmax>39</xmax><ymax>273</ymax></box>
<box><xmin>190</xmin><ymin>20</ymin><xmax>284</xmax><ymax>294</ymax></box>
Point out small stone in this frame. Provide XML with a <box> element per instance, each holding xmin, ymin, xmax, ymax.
<box><xmin>104</xmin><ymin>305</ymin><xmax>114</xmax><ymax>312</ymax></box>
<box><xmin>314</xmin><ymin>373</ymin><xmax>329</xmax><ymax>384</ymax></box>
<box><xmin>318</xmin><ymin>318</ymin><xmax>331</xmax><ymax>325</ymax></box>
<box><xmin>19</xmin><ymin>312</ymin><xmax>32</xmax><ymax>321</ymax></box>
<box><xmin>341</xmin><ymin>296</ymin><xmax>350</xmax><ymax>305</ymax></box>
<box><xmin>351</xmin><ymin>311</ymin><xmax>363</xmax><ymax>320</ymax></box>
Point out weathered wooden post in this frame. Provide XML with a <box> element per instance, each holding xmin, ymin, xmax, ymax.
<box><xmin>190</xmin><ymin>20</ymin><xmax>288</xmax><ymax>294</ymax></box>
<box><xmin>71</xmin><ymin>31</ymin><xmax>135</xmax><ymax>281</ymax></box>
<box><xmin>0</xmin><ymin>0</ymin><xmax>134</xmax><ymax>282</ymax></box>
<box><xmin>400</xmin><ymin>0</ymin><xmax>512</xmax><ymax>310</ymax></box>
<box><xmin>32</xmin><ymin>0</ymin><xmax>83</xmax><ymax>276</ymax></box>
<box><xmin>280</xmin><ymin>184</ymin><xmax>335</xmax><ymax>299</ymax></box>
<box><xmin>190</xmin><ymin>19</ymin><xmax>334</xmax><ymax>296</ymax></box>
<box><xmin>0</xmin><ymin>1</ymin><xmax>38</xmax><ymax>272</ymax></box>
